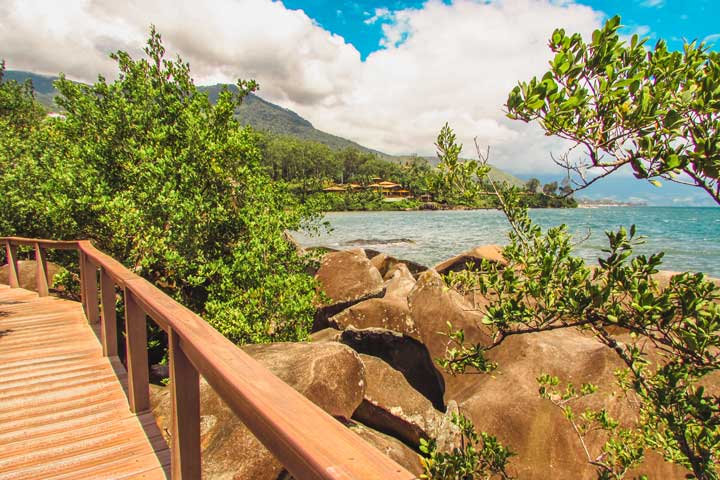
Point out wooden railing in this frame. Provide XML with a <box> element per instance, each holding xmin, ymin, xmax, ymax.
<box><xmin>2</xmin><ymin>237</ymin><xmax>416</xmax><ymax>480</ymax></box>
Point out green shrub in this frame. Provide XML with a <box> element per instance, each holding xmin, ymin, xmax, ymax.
<box><xmin>0</xmin><ymin>28</ymin><xmax>318</xmax><ymax>345</ymax></box>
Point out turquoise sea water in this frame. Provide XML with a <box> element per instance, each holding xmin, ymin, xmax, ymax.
<box><xmin>294</xmin><ymin>207</ymin><xmax>720</xmax><ymax>277</ymax></box>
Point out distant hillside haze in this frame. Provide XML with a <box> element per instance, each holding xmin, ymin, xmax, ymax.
<box><xmin>6</xmin><ymin>69</ymin><xmax>524</xmax><ymax>187</ymax></box>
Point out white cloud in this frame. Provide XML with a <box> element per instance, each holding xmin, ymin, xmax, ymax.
<box><xmin>364</xmin><ymin>7</ymin><xmax>391</xmax><ymax>25</ymax></box>
<box><xmin>640</xmin><ymin>0</ymin><xmax>664</xmax><ymax>7</ymax></box>
<box><xmin>291</xmin><ymin>0</ymin><xmax>603</xmax><ymax>173</ymax></box>
<box><xmin>0</xmin><ymin>0</ymin><xmax>361</xmax><ymax>106</ymax></box>
<box><xmin>703</xmin><ymin>33</ymin><xmax>720</xmax><ymax>44</ymax></box>
<box><xmin>0</xmin><ymin>0</ymin><xmax>605</xmax><ymax>174</ymax></box>
<box><xmin>629</xmin><ymin>25</ymin><xmax>651</xmax><ymax>37</ymax></box>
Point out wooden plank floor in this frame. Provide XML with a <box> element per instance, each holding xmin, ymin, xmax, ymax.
<box><xmin>0</xmin><ymin>285</ymin><xmax>170</xmax><ymax>480</ymax></box>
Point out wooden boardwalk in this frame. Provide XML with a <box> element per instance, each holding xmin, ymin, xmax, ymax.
<box><xmin>0</xmin><ymin>285</ymin><xmax>170</xmax><ymax>480</ymax></box>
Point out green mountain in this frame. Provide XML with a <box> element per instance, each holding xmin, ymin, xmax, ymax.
<box><xmin>200</xmin><ymin>84</ymin><xmax>380</xmax><ymax>154</ymax></box>
<box><xmin>4</xmin><ymin>70</ymin><xmax>59</xmax><ymax>110</ymax></box>
<box><xmin>6</xmin><ymin>69</ymin><xmax>524</xmax><ymax>186</ymax></box>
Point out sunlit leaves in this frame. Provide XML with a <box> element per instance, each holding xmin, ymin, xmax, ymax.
<box><xmin>433</xmin><ymin>124</ymin><xmax>719</xmax><ymax>478</ymax></box>
<box><xmin>507</xmin><ymin>15</ymin><xmax>720</xmax><ymax>203</ymax></box>
<box><xmin>0</xmin><ymin>28</ymin><xmax>319</xmax><ymax>345</ymax></box>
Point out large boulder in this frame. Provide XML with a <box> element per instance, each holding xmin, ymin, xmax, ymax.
<box><xmin>309</xmin><ymin>327</ymin><xmax>341</xmax><ymax>343</ymax></box>
<box><xmin>150</xmin><ymin>342</ymin><xmax>366</xmax><ymax>480</ymax></box>
<box><xmin>384</xmin><ymin>264</ymin><xmax>416</xmax><ymax>299</ymax></box>
<box><xmin>346</xmin><ymin>421</ymin><xmax>424</xmax><ymax>476</ymax></box>
<box><xmin>653</xmin><ymin>269</ymin><xmax>720</xmax><ymax>290</ymax></box>
<box><xmin>328</xmin><ymin>264</ymin><xmax>418</xmax><ymax>337</ymax></box>
<box><xmin>458</xmin><ymin>328</ymin><xmax>688</xmax><ymax>479</ymax></box>
<box><xmin>354</xmin><ymin>354</ymin><xmax>456</xmax><ymax>449</ymax></box>
<box><xmin>329</xmin><ymin>297</ymin><xmax>418</xmax><ymax>338</ymax></box>
<box><xmin>313</xmin><ymin>249</ymin><xmax>385</xmax><ymax>330</ymax></box>
<box><xmin>315</xmin><ymin>249</ymin><xmax>384</xmax><ymax>304</ymax></box>
<box><xmin>433</xmin><ymin>245</ymin><xmax>507</xmax><ymax>275</ymax></box>
<box><xmin>369</xmin><ymin>253</ymin><xmax>398</xmax><ymax>278</ymax></box>
<box><xmin>365</xmin><ymin>249</ymin><xmax>428</xmax><ymax>278</ymax></box>
<box><xmin>328</xmin><ymin>264</ymin><xmax>419</xmax><ymax>338</ymax></box>
<box><xmin>407</xmin><ymin>269</ymin><xmax>493</xmax><ymax>403</ymax></box>
<box><xmin>0</xmin><ymin>260</ymin><xmax>62</xmax><ymax>292</ymax></box>
<box><xmin>340</xmin><ymin>327</ymin><xmax>445</xmax><ymax>411</ymax></box>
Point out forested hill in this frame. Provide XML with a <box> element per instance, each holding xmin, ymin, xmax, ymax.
<box><xmin>4</xmin><ymin>70</ymin><xmax>59</xmax><ymax>111</ymax></box>
<box><xmin>201</xmin><ymin>84</ymin><xmax>381</xmax><ymax>154</ymax></box>
<box><xmin>5</xmin><ymin>70</ymin><xmax>377</xmax><ymax>153</ymax></box>
<box><xmin>7</xmin><ymin>69</ymin><xmax>523</xmax><ymax>186</ymax></box>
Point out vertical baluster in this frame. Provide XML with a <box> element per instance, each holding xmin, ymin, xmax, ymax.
<box><xmin>124</xmin><ymin>288</ymin><xmax>150</xmax><ymax>413</ymax></box>
<box><xmin>80</xmin><ymin>253</ymin><xmax>100</xmax><ymax>324</ymax></box>
<box><xmin>169</xmin><ymin>327</ymin><xmax>201</xmax><ymax>479</ymax></box>
<box><xmin>79</xmin><ymin>252</ymin><xmax>88</xmax><ymax>315</ymax></box>
<box><xmin>34</xmin><ymin>243</ymin><xmax>49</xmax><ymax>297</ymax></box>
<box><xmin>100</xmin><ymin>268</ymin><xmax>118</xmax><ymax>357</ymax></box>
<box><xmin>5</xmin><ymin>241</ymin><xmax>19</xmax><ymax>288</ymax></box>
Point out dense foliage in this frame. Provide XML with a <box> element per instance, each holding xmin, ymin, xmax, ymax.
<box><xmin>507</xmin><ymin>15</ymin><xmax>720</xmax><ymax>203</ymax></box>
<box><xmin>0</xmin><ymin>29</ymin><xmax>318</xmax><ymax>345</ymax></box>
<box><xmin>432</xmin><ymin>122</ymin><xmax>718</xmax><ymax>478</ymax></box>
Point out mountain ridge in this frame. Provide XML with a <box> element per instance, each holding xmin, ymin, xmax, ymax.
<box><xmin>5</xmin><ymin>69</ymin><xmax>523</xmax><ymax>186</ymax></box>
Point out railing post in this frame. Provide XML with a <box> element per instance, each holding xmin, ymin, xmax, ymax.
<box><xmin>4</xmin><ymin>240</ymin><xmax>19</xmax><ymax>288</ymax></box>
<box><xmin>169</xmin><ymin>327</ymin><xmax>201</xmax><ymax>479</ymax></box>
<box><xmin>124</xmin><ymin>288</ymin><xmax>150</xmax><ymax>413</ymax></box>
<box><xmin>80</xmin><ymin>252</ymin><xmax>100</xmax><ymax>324</ymax></box>
<box><xmin>100</xmin><ymin>267</ymin><xmax>118</xmax><ymax>357</ymax></box>
<box><xmin>34</xmin><ymin>243</ymin><xmax>49</xmax><ymax>297</ymax></box>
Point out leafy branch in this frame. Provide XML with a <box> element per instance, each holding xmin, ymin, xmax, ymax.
<box><xmin>433</xmin><ymin>124</ymin><xmax>719</xmax><ymax>479</ymax></box>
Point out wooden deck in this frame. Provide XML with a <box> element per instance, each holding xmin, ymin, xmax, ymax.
<box><xmin>0</xmin><ymin>285</ymin><xmax>170</xmax><ymax>480</ymax></box>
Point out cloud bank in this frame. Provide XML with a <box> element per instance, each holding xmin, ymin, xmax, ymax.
<box><xmin>0</xmin><ymin>0</ymin><xmax>605</xmax><ymax>173</ymax></box>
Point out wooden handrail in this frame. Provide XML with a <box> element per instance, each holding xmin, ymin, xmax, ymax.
<box><xmin>1</xmin><ymin>237</ymin><xmax>416</xmax><ymax>480</ymax></box>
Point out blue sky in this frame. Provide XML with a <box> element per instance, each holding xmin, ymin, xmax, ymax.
<box><xmin>282</xmin><ymin>0</ymin><xmax>720</xmax><ymax>59</ymax></box>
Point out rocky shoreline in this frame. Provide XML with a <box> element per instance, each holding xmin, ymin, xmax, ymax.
<box><xmin>149</xmin><ymin>246</ymin><xmax>707</xmax><ymax>479</ymax></box>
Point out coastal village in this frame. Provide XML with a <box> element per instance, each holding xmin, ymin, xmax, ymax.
<box><xmin>322</xmin><ymin>178</ymin><xmax>430</xmax><ymax>201</ymax></box>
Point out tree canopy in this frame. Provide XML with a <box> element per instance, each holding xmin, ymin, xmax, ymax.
<box><xmin>507</xmin><ymin>16</ymin><xmax>720</xmax><ymax>203</ymax></box>
<box><xmin>0</xmin><ymin>28</ymin><xmax>318</xmax><ymax>345</ymax></box>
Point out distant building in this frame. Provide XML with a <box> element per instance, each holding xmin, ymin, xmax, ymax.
<box><xmin>322</xmin><ymin>185</ymin><xmax>347</xmax><ymax>193</ymax></box>
<box><xmin>322</xmin><ymin>179</ymin><xmax>413</xmax><ymax>199</ymax></box>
